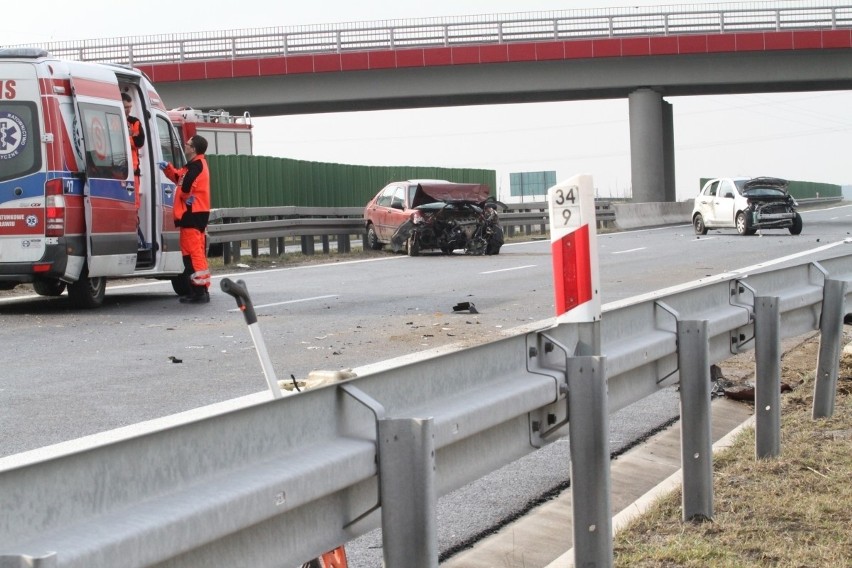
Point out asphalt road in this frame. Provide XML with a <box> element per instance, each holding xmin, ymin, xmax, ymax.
<box><xmin>1</xmin><ymin>203</ymin><xmax>850</xmax><ymax>564</ymax></box>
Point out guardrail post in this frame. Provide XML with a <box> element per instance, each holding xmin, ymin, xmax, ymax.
<box><xmin>567</xmin><ymin>355</ymin><xmax>612</xmax><ymax>566</ymax></box>
<box><xmin>813</xmin><ymin>278</ymin><xmax>848</xmax><ymax>418</ymax></box>
<box><xmin>322</xmin><ymin>235</ymin><xmax>330</xmax><ymax>254</ymax></box>
<box><xmin>754</xmin><ymin>296</ymin><xmax>781</xmax><ymax>459</ymax></box>
<box><xmin>301</xmin><ymin>235</ymin><xmax>316</xmax><ymax>255</ymax></box>
<box><xmin>676</xmin><ymin>319</ymin><xmax>713</xmax><ymax>521</ymax></box>
<box><xmin>378</xmin><ymin>417</ymin><xmax>438</xmax><ymax>568</ymax></box>
<box><xmin>337</xmin><ymin>234</ymin><xmax>351</xmax><ymax>253</ymax></box>
<box><xmin>229</xmin><ymin>241</ymin><xmax>242</xmax><ymax>263</ymax></box>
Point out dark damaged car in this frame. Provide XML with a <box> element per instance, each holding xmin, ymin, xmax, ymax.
<box><xmin>692</xmin><ymin>176</ymin><xmax>803</xmax><ymax>236</ymax></box>
<box><xmin>364</xmin><ymin>180</ymin><xmax>505</xmax><ymax>256</ymax></box>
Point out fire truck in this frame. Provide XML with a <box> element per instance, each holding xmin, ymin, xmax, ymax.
<box><xmin>167</xmin><ymin>107</ymin><xmax>253</xmax><ymax>155</ymax></box>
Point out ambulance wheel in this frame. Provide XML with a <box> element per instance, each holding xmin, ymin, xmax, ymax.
<box><xmin>33</xmin><ymin>277</ymin><xmax>67</xmax><ymax>297</ymax></box>
<box><xmin>171</xmin><ymin>274</ymin><xmax>192</xmax><ymax>297</ymax></box>
<box><xmin>68</xmin><ymin>270</ymin><xmax>106</xmax><ymax>309</ymax></box>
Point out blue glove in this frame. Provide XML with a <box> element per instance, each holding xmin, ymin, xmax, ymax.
<box><xmin>185</xmin><ymin>195</ymin><xmax>195</xmax><ymax>206</ymax></box>
<box><xmin>157</xmin><ymin>161</ymin><xmax>168</xmax><ymax>170</ymax></box>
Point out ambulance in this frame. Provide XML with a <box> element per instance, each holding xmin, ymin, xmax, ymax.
<box><xmin>0</xmin><ymin>48</ymin><xmax>191</xmax><ymax>308</ymax></box>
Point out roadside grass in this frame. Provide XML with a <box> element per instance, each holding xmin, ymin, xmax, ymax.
<box><xmin>613</xmin><ymin>339</ymin><xmax>852</xmax><ymax>567</ymax></box>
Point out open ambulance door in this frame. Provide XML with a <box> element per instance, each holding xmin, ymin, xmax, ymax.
<box><xmin>153</xmin><ymin>111</ymin><xmax>185</xmax><ymax>273</ymax></box>
<box><xmin>68</xmin><ymin>67</ymin><xmax>138</xmax><ymax>280</ymax></box>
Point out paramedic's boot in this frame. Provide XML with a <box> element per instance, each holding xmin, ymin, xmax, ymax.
<box><xmin>180</xmin><ymin>289</ymin><xmax>210</xmax><ymax>304</ymax></box>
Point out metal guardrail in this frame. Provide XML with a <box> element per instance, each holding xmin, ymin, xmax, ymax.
<box><xmin>205</xmin><ymin>202</ymin><xmax>614</xmax><ymax>260</ymax></box>
<box><xmin>12</xmin><ymin>3</ymin><xmax>852</xmax><ymax>66</ymax></box>
<box><xmin>2</xmin><ymin>246</ymin><xmax>850</xmax><ymax>566</ymax></box>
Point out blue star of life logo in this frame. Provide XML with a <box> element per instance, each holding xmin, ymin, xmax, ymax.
<box><xmin>0</xmin><ymin>111</ymin><xmax>28</xmax><ymax>160</ymax></box>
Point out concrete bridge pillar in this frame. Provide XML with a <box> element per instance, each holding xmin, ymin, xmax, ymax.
<box><xmin>629</xmin><ymin>88</ymin><xmax>676</xmax><ymax>202</ymax></box>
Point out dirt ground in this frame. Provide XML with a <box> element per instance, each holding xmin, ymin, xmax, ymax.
<box><xmin>713</xmin><ymin>327</ymin><xmax>850</xmax><ymax>401</ymax></box>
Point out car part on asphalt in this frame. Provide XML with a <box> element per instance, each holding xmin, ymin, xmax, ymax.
<box><xmin>452</xmin><ymin>301</ymin><xmax>479</xmax><ymax>314</ymax></box>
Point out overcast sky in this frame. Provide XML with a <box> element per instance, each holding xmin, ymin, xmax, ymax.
<box><xmin>7</xmin><ymin>0</ymin><xmax>852</xmax><ymax>200</ymax></box>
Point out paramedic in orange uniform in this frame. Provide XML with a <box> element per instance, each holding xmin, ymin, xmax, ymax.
<box><xmin>122</xmin><ymin>92</ymin><xmax>145</xmax><ymax>209</ymax></box>
<box><xmin>158</xmin><ymin>135</ymin><xmax>212</xmax><ymax>304</ymax></box>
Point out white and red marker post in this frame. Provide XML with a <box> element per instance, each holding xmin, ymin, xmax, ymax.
<box><xmin>547</xmin><ymin>173</ymin><xmax>601</xmax><ymax>326</ymax></box>
<box><xmin>549</xmin><ymin>175</ymin><xmax>612</xmax><ymax>565</ymax></box>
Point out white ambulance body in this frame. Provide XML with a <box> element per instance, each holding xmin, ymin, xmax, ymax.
<box><xmin>0</xmin><ymin>48</ymin><xmax>189</xmax><ymax>307</ymax></box>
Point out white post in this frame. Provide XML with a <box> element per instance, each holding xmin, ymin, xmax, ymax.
<box><xmin>547</xmin><ymin>174</ymin><xmax>601</xmax><ymax>326</ymax></box>
<box><xmin>547</xmin><ymin>174</ymin><xmax>610</xmax><ymax>567</ymax></box>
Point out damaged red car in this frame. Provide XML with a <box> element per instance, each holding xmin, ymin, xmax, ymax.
<box><xmin>363</xmin><ymin>180</ymin><xmax>505</xmax><ymax>256</ymax></box>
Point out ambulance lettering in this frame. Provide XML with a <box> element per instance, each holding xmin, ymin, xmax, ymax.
<box><xmin>0</xmin><ymin>213</ymin><xmax>26</xmax><ymax>227</ymax></box>
<box><xmin>0</xmin><ymin>110</ymin><xmax>28</xmax><ymax>161</ymax></box>
<box><xmin>0</xmin><ymin>80</ymin><xmax>17</xmax><ymax>99</ymax></box>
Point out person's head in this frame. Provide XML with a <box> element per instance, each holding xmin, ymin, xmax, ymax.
<box><xmin>185</xmin><ymin>135</ymin><xmax>208</xmax><ymax>158</ymax></box>
<box><xmin>121</xmin><ymin>92</ymin><xmax>133</xmax><ymax>117</ymax></box>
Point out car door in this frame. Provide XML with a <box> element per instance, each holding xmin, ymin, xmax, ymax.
<box><xmin>383</xmin><ymin>185</ymin><xmax>410</xmax><ymax>236</ymax></box>
<box><xmin>713</xmin><ymin>179</ymin><xmax>737</xmax><ymax>227</ymax></box>
<box><xmin>367</xmin><ymin>185</ymin><xmax>395</xmax><ymax>240</ymax></box>
<box><xmin>370</xmin><ymin>184</ymin><xmax>410</xmax><ymax>240</ymax></box>
<box><xmin>695</xmin><ymin>180</ymin><xmax>719</xmax><ymax>225</ymax></box>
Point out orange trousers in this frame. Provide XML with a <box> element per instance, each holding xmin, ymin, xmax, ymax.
<box><xmin>180</xmin><ymin>227</ymin><xmax>211</xmax><ymax>289</ymax></box>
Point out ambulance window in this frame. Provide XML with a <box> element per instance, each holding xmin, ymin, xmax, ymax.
<box><xmin>79</xmin><ymin>103</ymin><xmax>129</xmax><ymax>180</ymax></box>
<box><xmin>0</xmin><ymin>102</ymin><xmax>41</xmax><ymax>183</ymax></box>
<box><xmin>157</xmin><ymin>115</ymin><xmax>186</xmax><ymax>168</ymax></box>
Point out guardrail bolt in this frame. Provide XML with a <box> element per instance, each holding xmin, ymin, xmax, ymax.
<box><xmin>547</xmin><ymin>413</ymin><xmax>557</xmax><ymax>425</ymax></box>
<box><xmin>531</xmin><ymin>420</ymin><xmax>541</xmax><ymax>432</ymax></box>
<box><xmin>544</xmin><ymin>342</ymin><xmax>554</xmax><ymax>353</ymax></box>
<box><xmin>529</xmin><ymin>346</ymin><xmax>538</xmax><ymax>358</ymax></box>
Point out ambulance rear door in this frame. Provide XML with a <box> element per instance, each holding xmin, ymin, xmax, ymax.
<box><xmin>0</xmin><ymin>59</ymin><xmax>47</xmax><ymax>269</ymax></box>
<box><xmin>67</xmin><ymin>64</ymin><xmax>137</xmax><ymax>277</ymax></box>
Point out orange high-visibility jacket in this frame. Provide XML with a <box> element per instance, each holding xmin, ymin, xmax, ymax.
<box><xmin>163</xmin><ymin>154</ymin><xmax>210</xmax><ymax>230</ymax></box>
<box><xmin>127</xmin><ymin>116</ymin><xmax>144</xmax><ymax>174</ymax></box>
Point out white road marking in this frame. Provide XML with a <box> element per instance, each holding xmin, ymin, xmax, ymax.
<box><xmin>603</xmin><ymin>238</ymin><xmax>850</xmax><ymax>311</ymax></box>
<box><xmin>480</xmin><ymin>265</ymin><xmax>537</xmax><ymax>274</ymax></box>
<box><xmin>612</xmin><ymin>247</ymin><xmax>646</xmax><ymax>254</ymax></box>
<box><xmin>692</xmin><ymin>236</ymin><xmax>718</xmax><ymax>243</ymax></box>
<box><xmin>230</xmin><ymin>294</ymin><xmax>339</xmax><ymax>312</ymax></box>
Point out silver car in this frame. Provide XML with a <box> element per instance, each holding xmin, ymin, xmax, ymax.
<box><xmin>692</xmin><ymin>177</ymin><xmax>802</xmax><ymax>236</ymax></box>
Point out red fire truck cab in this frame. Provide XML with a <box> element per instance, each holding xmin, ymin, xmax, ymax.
<box><xmin>167</xmin><ymin>107</ymin><xmax>253</xmax><ymax>156</ymax></box>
